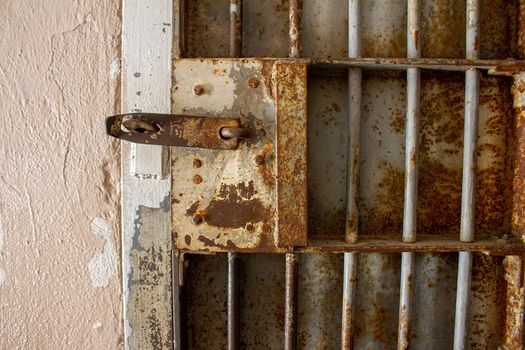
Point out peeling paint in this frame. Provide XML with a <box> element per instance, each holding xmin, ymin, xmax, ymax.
<box><xmin>87</xmin><ymin>217</ymin><xmax>117</xmax><ymax>288</ymax></box>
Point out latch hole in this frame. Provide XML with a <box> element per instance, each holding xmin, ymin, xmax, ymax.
<box><xmin>122</xmin><ymin>117</ymin><xmax>160</xmax><ymax>134</ymax></box>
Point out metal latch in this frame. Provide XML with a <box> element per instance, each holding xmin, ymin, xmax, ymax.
<box><xmin>105</xmin><ymin>113</ymin><xmax>251</xmax><ymax>150</ymax></box>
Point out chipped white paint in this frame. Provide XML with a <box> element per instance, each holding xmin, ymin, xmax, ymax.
<box><xmin>0</xmin><ymin>268</ymin><xmax>5</xmax><ymax>286</ymax></box>
<box><xmin>124</xmin><ymin>0</ymin><xmax>173</xmax><ymax>178</ymax></box>
<box><xmin>87</xmin><ymin>217</ymin><xmax>117</xmax><ymax>288</ymax></box>
<box><xmin>92</xmin><ymin>321</ymin><xmax>102</xmax><ymax>329</ymax></box>
<box><xmin>122</xmin><ymin>0</ymin><xmax>174</xmax><ymax>348</ymax></box>
<box><xmin>109</xmin><ymin>57</ymin><xmax>120</xmax><ymax>80</ymax></box>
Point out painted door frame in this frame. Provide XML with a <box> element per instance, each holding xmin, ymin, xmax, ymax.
<box><xmin>121</xmin><ymin>1</ymin><xmax>183</xmax><ymax>348</ymax></box>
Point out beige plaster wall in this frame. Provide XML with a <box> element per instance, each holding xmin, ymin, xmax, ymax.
<box><xmin>0</xmin><ymin>1</ymin><xmax>123</xmax><ymax>348</ymax></box>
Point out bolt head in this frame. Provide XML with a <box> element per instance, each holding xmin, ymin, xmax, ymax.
<box><xmin>193</xmin><ymin>85</ymin><xmax>204</xmax><ymax>95</ymax></box>
<box><xmin>193</xmin><ymin>174</ymin><xmax>203</xmax><ymax>184</ymax></box>
<box><xmin>254</xmin><ymin>155</ymin><xmax>265</xmax><ymax>166</ymax></box>
<box><xmin>248</xmin><ymin>77</ymin><xmax>259</xmax><ymax>88</ymax></box>
<box><xmin>193</xmin><ymin>159</ymin><xmax>202</xmax><ymax>168</ymax></box>
<box><xmin>192</xmin><ymin>214</ymin><xmax>203</xmax><ymax>225</ymax></box>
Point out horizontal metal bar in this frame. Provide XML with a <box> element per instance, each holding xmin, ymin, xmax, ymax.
<box><xmin>179</xmin><ymin>236</ymin><xmax>525</xmax><ymax>255</ymax></box>
<box><xmin>173</xmin><ymin>57</ymin><xmax>525</xmax><ymax>74</ymax></box>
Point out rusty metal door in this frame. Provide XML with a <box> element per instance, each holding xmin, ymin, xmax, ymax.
<box><xmin>112</xmin><ymin>0</ymin><xmax>525</xmax><ymax>349</ymax></box>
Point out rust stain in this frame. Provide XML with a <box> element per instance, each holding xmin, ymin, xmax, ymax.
<box><xmin>275</xmin><ymin>62</ymin><xmax>308</xmax><ymax>247</ymax></box>
<box><xmin>204</xmin><ymin>182</ymin><xmax>271</xmax><ymax>229</ymax></box>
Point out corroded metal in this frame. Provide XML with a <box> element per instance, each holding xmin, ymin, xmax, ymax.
<box><xmin>284</xmin><ymin>253</ymin><xmax>298</xmax><ymax>350</ymax></box>
<box><xmin>229</xmin><ymin>0</ymin><xmax>242</xmax><ymax>58</ymax></box>
<box><xmin>289</xmin><ymin>0</ymin><xmax>302</xmax><ymax>58</ymax></box>
<box><xmin>106</xmin><ymin>113</ymin><xmax>242</xmax><ymax>149</ymax></box>
<box><xmin>276</xmin><ymin>62</ymin><xmax>308</xmax><ymax>247</ymax></box>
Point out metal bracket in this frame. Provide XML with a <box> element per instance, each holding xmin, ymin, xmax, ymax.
<box><xmin>106</xmin><ymin>113</ymin><xmax>251</xmax><ymax>150</ymax></box>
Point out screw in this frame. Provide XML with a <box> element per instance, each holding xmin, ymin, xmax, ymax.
<box><xmin>192</xmin><ymin>174</ymin><xmax>202</xmax><ymax>184</ymax></box>
<box><xmin>248</xmin><ymin>77</ymin><xmax>259</xmax><ymax>88</ymax></box>
<box><xmin>193</xmin><ymin>84</ymin><xmax>204</xmax><ymax>95</ymax></box>
<box><xmin>254</xmin><ymin>155</ymin><xmax>265</xmax><ymax>166</ymax></box>
<box><xmin>193</xmin><ymin>159</ymin><xmax>202</xmax><ymax>168</ymax></box>
<box><xmin>192</xmin><ymin>214</ymin><xmax>203</xmax><ymax>225</ymax></box>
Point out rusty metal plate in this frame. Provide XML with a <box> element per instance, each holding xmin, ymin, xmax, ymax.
<box><xmin>172</xmin><ymin>58</ymin><xmax>307</xmax><ymax>253</ymax></box>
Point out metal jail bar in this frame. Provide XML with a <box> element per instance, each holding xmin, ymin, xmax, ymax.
<box><xmin>228</xmin><ymin>1</ymin><xmax>243</xmax><ymax>349</ymax></box>
<box><xmin>342</xmin><ymin>0</ymin><xmax>361</xmax><ymax>349</ymax></box>
<box><xmin>397</xmin><ymin>0</ymin><xmax>420</xmax><ymax>348</ymax></box>
<box><xmin>284</xmin><ymin>2</ymin><xmax>302</xmax><ymax>349</ymax></box>
<box><xmin>454</xmin><ymin>0</ymin><xmax>480</xmax><ymax>349</ymax></box>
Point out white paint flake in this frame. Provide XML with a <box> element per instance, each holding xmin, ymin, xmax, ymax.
<box><xmin>87</xmin><ymin>217</ymin><xmax>117</xmax><ymax>288</ymax></box>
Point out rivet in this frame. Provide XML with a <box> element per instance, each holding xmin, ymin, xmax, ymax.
<box><xmin>193</xmin><ymin>174</ymin><xmax>203</xmax><ymax>184</ymax></box>
<box><xmin>192</xmin><ymin>214</ymin><xmax>203</xmax><ymax>225</ymax></box>
<box><xmin>246</xmin><ymin>223</ymin><xmax>255</xmax><ymax>232</ymax></box>
<box><xmin>193</xmin><ymin>84</ymin><xmax>204</xmax><ymax>95</ymax></box>
<box><xmin>254</xmin><ymin>155</ymin><xmax>265</xmax><ymax>166</ymax></box>
<box><xmin>248</xmin><ymin>77</ymin><xmax>259</xmax><ymax>88</ymax></box>
<box><xmin>193</xmin><ymin>159</ymin><xmax>202</xmax><ymax>168</ymax></box>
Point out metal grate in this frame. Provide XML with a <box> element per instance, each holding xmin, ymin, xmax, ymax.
<box><xmin>173</xmin><ymin>0</ymin><xmax>525</xmax><ymax>349</ymax></box>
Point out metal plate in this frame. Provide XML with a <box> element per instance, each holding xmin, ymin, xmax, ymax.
<box><xmin>172</xmin><ymin>59</ymin><xmax>308</xmax><ymax>252</ymax></box>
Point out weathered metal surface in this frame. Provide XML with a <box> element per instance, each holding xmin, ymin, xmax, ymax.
<box><xmin>175</xmin><ymin>1</ymin><xmax>523</xmax><ymax>349</ymax></box>
<box><xmin>276</xmin><ymin>63</ymin><xmax>308</xmax><ymax>247</ymax></box>
<box><xmin>513</xmin><ymin>73</ymin><xmax>525</xmax><ymax>240</ymax></box>
<box><xmin>229</xmin><ymin>0</ymin><xmax>242</xmax><ymax>58</ymax></box>
<box><xmin>288</xmin><ymin>0</ymin><xmax>302</xmax><ymax>58</ymax></box>
<box><xmin>284</xmin><ymin>253</ymin><xmax>298</xmax><ymax>350</ymax></box>
<box><xmin>171</xmin><ymin>59</ymin><xmax>277</xmax><ymax>252</ymax></box>
<box><xmin>107</xmin><ymin>113</ymin><xmax>242</xmax><ymax>149</ymax></box>
<box><xmin>503</xmin><ymin>255</ymin><xmax>525</xmax><ymax>349</ymax></box>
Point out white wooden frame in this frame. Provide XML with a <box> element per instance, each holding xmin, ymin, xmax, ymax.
<box><xmin>121</xmin><ymin>1</ymin><xmax>178</xmax><ymax>348</ymax></box>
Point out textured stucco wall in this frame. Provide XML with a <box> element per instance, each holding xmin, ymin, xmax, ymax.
<box><xmin>0</xmin><ymin>1</ymin><xmax>123</xmax><ymax>349</ymax></box>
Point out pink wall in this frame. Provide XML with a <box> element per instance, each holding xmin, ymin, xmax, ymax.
<box><xmin>0</xmin><ymin>1</ymin><xmax>123</xmax><ymax>348</ymax></box>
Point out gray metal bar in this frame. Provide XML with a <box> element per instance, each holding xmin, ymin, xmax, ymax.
<box><xmin>398</xmin><ymin>252</ymin><xmax>415</xmax><ymax>350</ymax></box>
<box><xmin>289</xmin><ymin>0</ymin><xmax>302</xmax><ymax>58</ymax></box>
<box><xmin>228</xmin><ymin>252</ymin><xmax>239</xmax><ymax>350</ymax></box>
<box><xmin>284</xmin><ymin>253</ymin><xmax>298</xmax><ymax>350</ymax></box>
<box><xmin>397</xmin><ymin>1</ymin><xmax>420</xmax><ymax>348</ymax></box>
<box><xmin>454</xmin><ymin>1</ymin><xmax>480</xmax><ymax>349</ymax></box>
<box><xmin>229</xmin><ymin>0</ymin><xmax>242</xmax><ymax>57</ymax></box>
<box><xmin>342</xmin><ymin>1</ymin><xmax>361</xmax><ymax>349</ymax></box>
<box><xmin>342</xmin><ymin>252</ymin><xmax>358</xmax><ymax>348</ymax></box>
<box><xmin>454</xmin><ymin>251</ymin><xmax>473</xmax><ymax>350</ymax></box>
<box><xmin>228</xmin><ymin>2</ymin><xmax>242</xmax><ymax>347</ymax></box>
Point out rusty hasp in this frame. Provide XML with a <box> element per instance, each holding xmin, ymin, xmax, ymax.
<box><xmin>105</xmin><ymin>113</ymin><xmax>248</xmax><ymax>150</ymax></box>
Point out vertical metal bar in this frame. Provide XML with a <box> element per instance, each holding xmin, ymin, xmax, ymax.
<box><xmin>284</xmin><ymin>2</ymin><xmax>302</xmax><ymax>349</ymax></box>
<box><xmin>397</xmin><ymin>252</ymin><xmax>415</xmax><ymax>350</ymax></box>
<box><xmin>342</xmin><ymin>253</ymin><xmax>358</xmax><ymax>348</ymax></box>
<box><xmin>228</xmin><ymin>2</ymin><xmax>242</xmax><ymax>348</ymax></box>
<box><xmin>454</xmin><ymin>251</ymin><xmax>473</xmax><ymax>350</ymax></box>
<box><xmin>229</xmin><ymin>0</ymin><xmax>242</xmax><ymax>57</ymax></box>
<box><xmin>342</xmin><ymin>1</ymin><xmax>361</xmax><ymax>349</ymax></box>
<box><xmin>397</xmin><ymin>1</ymin><xmax>420</xmax><ymax>349</ymax></box>
<box><xmin>454</xmin><ymin>1</ymin><xmax>480</xmax><ymax>349</ymax></box>
<box><xmin>284</xmin><ymin>253</ymin><xmax>298</xmax><ymax>350</ymax></box>
<box><xmin>289</xmin><ymin>0</ymin><xmax>302</xmax><ymax>58</ymax></box>
<box><xmin>228</xmin><ymin>252</ymin><xmax>240</xmax><ymax>350</ymax></box>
